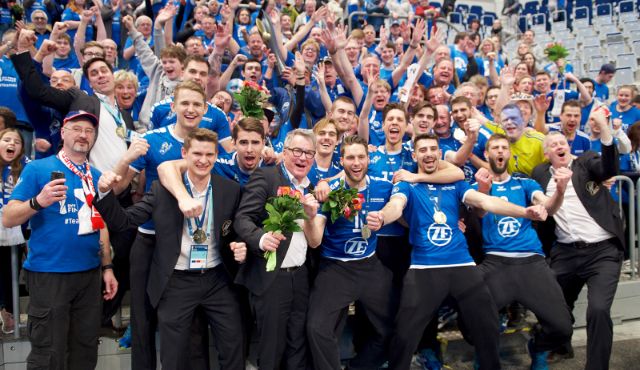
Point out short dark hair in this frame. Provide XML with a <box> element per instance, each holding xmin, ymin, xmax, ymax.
<box><xmin>413</xmin><ymin>132</ymin><xmax>440</xmax><ymax>148</ymax></box>
<box><xmin>450</xmin><ymin>96</ymin><xmax>472</xmax><ymax>108</ymax></box>
<box><xmin>82</xmin><ymin>57</ymin><xmax>113</xmax><ymax>78</ymax></box>
<box><xmin>411</xmin><ymin>101</ymin><xmax>438</xmax><ymax>121</ymax></box>
<box><xmin>382</xmin><ymin>103</ymin><xmax>408</xmax><ymax>123</ymax></box>
<box><xmin>160</xmin><ymin>45</ymin><xmax>187</xmax><ymax>63</ymax></box>
<box><xmin>485</xmin><ymin>133</ymin><xmax>509</xmax><ymax>150</ymax></box>
<box><xmin>233</xmin><ymin>117</ymin><xmax>265</xmax><ymax>140</ymax></box>
<box><xmin>0</xmin><ymin>107</ymin><xmax>17</xmax><ymax>128</ymax></box>
<box><xmin>183</xmin><ymin>128</ymin><xmax>218</xmax><ymax>152</ymax></box>
<box><xmin>183</xmin><ymin>55</ymin><xmax>210</xmax><ymax>72</ymax></box>
<box><xmin>561</xmin><ymin>99</ymin><xmax>581</xmax><ymax>114</ymax></box>
<box><xmin>341</xmin><ymin>135</ymin><xmax>368</xmax><ymax>156</ymax></box>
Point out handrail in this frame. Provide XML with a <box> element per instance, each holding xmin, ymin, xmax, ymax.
<box><xmin>614</xmin><ymin>175</ymin><xmax>635</xmax><ymax>279</ymax></box>
<box><xmin>11</xmin><ymin>244</ymin><xmax>20</xmax><ymax>338</ymax></box>
<box><xmin>347</xmin><ymin>11</ymin><xmax>462</xmax><ymax>35</ymax></box>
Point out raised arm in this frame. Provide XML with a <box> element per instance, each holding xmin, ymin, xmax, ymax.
<box><xmin>392</xmin><ymin>161</ymin><xmax>465</xmax><ymax>184</ymax></box>
<box><xmin>444</xmin><ymin>119</ymin><xmax>480</xmax><ymax>167</ymax></box>
<box><xmin>533</xmin><ymin>94</ymin><xmax>551</xmax><ymax>134</ymax></box>
<box><xmin>11</xmin><ymin>31</ymin><xmax>76</xmax><ymax>112</ymax></box>
<box><xmin>357</xmin><ymin>74</ymin><xmax>376</xmax><ymax>142</ymax></box>
<box><xmin>321</xmin><ymin>24</ymin><xmax>363</xmax><ymax>105</ymax></box>
<box><xmin>315</xmin><ymin>63</ymin><xmax>333</xmax><ymax>113</ymax></box>
<box><xmin>34</xmin><ymin>39</ymin><xmax>57</xmax><ymax>77</ymax></box>
<box><xmin>74</xmin><ymin>9</ymin><xmax>95</xmax><ymax>63</ymax></box>
<box><xmin>392</xmin><ymin>18</ymin><xmax>425</xmax><ymax>88</ymax></box>
<box><xmin>156</xmin><ymin>159</ymin><xmax>200</xmax><ymax>216</ymax></box>
<box><xmin>93</xmin><ymin>1</ymin><xmax>107</xmax><ymax>41</ymax></box>
<box><xmin>494</xmin><ymin>65</ymin><xmax>515</xmax><ymax>116</ymax></box>
<box><xmin>565</xmin><ymin>72</ymin><xmax>591</xmax><ymax>106</ymax></box>
<box><xmin>464</xmin><ymin>189</ymin><xmax>547</xmax><ymax>221</ymax></box>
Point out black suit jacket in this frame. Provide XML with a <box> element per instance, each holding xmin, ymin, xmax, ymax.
<box><xmin>234</xmin><ymin>166</ymin><xmax>305</xmax><ymax>296</ymax></box>
<box><xmin>531</xmin><ymin>142</ymin><xmax>625</xmax><ymax>250</ymax></box>
<box><xmin>95</xmin><ymin>177</ymin><xmax>242</xmax><ymax>308</ymax></box>
<box><xmin>10</xmin><ymin>52</ymin><xmax>134</xmax><ymax>130</ymax></box>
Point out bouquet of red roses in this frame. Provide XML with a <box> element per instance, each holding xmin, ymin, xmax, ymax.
<box><xmin>262</xmin><ymin>186</ymin><xmax>307</xmax><ymax>271</ymax></box>
<box><xmin>321</xmin><ymin>180</ymin><xmax>365</xmax><ymax>223</ymax></box>
<box><xmin>233</xmin><ymin>80</ymin><xmax>271</xmax><ymax>119</ymax></box>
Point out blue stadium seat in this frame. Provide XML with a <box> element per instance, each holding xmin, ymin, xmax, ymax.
<box><xmin>470</xmin><ymin>5</ymin><xmax>483</xmax><ymax>17</ymax></box>
<box><xmin>523</xmin><ymin>1</ymin><xmax>539</xmax><ymax>15</ymax></box>
<box><xmin>482</xmin><ymin>13</ymin><xmax>497</xmax><ymax>27</ymax></box>
<box><xmin>449</xmin><ymin>12</ymin><xmax>463</xmax><ymax>25</ymax></box>
<box><xmin>455</xmin><ymin>4</ymin><xmax>470</xmax><ymax>14</ymax></box>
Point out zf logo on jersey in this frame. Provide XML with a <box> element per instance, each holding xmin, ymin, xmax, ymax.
<box><xmin>344</xmin><ymin>237</ymin><xmax>369</xmax><ymax>256</ymax></box>
<box><xmin>497</xmin><ymin>217</ymin><xmax>521</xmax><ymax>238</ymax></box>
<box><xmin>428</xmin><ymin>223</ymin><xmax>452</xmax><ymax>246</ymax></box>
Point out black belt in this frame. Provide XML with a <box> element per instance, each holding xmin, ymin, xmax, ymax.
<box><xmin>280</xmin><ymin>265</ymin><xmax>302</xmax><ymax>272</ymax></box>
<box><xmin>558</xmin><ymin>238</ymin><xmax>616</xmax><ymax>249</ymax></box>
<box><xmin>173</xmin><ymin>266</ymin><xmax>218</xmax><ymax>275</ymax></box>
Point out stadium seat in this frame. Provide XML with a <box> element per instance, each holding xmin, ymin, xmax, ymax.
<box><xmin>617</xmin><ymin>53</ymin><xmax>638</xmax><ymax>71</ymax></box>
<box><xmin>523</xmin><ymin>1</ymin><xmax>539</xmax><ymax>15</ymax></box>
<box><xmin>633</xmin><ymin>40</ymin><xmax>640</xmax><ymax>56</ymax></box>
<box><xmin>455</xmin><ymin>4</ymin><xmax>469</xmax><ymax>14</ymax></box>
<box><xmin>615</xmin><ymin>67</ymin><xmax>634</xmax><ymax>87</ymax></box>
<box><xmin>482</xmin><ymin>14</ymin><xmax>496</xmax><ymax>27</ymax></box>
<box><xmin>581</xmin><ymin>36</ymin><xmax>600</xmax><ymax>48</ymax></box>
<box><xmin>449</xmin><ymin>12</ymin><xmax>463</xmax><ymax>25</ymax></box>
<box><xmin>470</xmin><ymin>5</ymin><xmax>483</xmax><ymax>18</ymax></box>
<box><xmin>607</xmin><ymin>43</ymin><xmax>627</xmax><ymax>61</ymax></box>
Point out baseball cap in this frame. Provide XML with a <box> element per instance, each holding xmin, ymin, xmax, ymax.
<box><xmin>63</xmin><ymin>110</ymin><xmax>99</xmax><ymax>127</ymax></box>
<box><xmin>320</xmin><ymin>56</ymin><xmax>333</xmax><ymax>64</ymax></box>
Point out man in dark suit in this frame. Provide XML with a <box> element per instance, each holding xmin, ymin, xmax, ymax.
<box><xmin>94</xmin><ymin>128</ymin><xmax>247</xmax><ymax>370</ymax></box>
<box><xmin>234</xmin><ymin>129</ymin><xmax>320</xmax><ymax>370</ymax></box>
<box><xmin>531</xmin><ymin>109</ymin><xmax>624</xmax><ymax>370</ymax></box>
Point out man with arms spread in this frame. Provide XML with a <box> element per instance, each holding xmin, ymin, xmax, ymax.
<box><xmin>370</xmin><ymin>133</ymin><xmax>547</xmax><ymax>370</ymax></box>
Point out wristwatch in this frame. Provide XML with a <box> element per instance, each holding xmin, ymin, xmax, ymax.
<box><xmin>29</xmin><ymin>197</ymin><xmax>43</xmax><ymax>211</ymax></box>
<box><xmin>101</xmin><ymin>264</ymin><xmax>114</xmax><ymax>272</ymax></box>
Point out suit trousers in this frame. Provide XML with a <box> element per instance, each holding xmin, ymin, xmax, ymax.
<box><xmin>250</xmin><ymin>264</ymin><xmax>309</xmax><ymax>370</ymax></box>
<box><xmin>478</xmin><ymin>254</ymin><xmax>573</xmax><ymax>351</ymax></box>
<box><xmin>388</xmin><ymin>266</ymin><xmax>501</xmax><ymax>370</ymax></box>
<box><xmin>157</xmin><ymin>266</ymin><xmax>244</xmax><ymax>370</ymax></box>
<box><xmin>128</xmin><ymin>232</ymin><xmax>158</xmax><ymax>370</ymax></box>
<box><xmin>551</xmin><ymin>239</ymin><xmax>623</xmax><ymax>370</ymax></box>
<box><xmin>25</xmin><ymin>268</ymin><xmax>101</xmax><ymax>370</ymax></box>
<box><xmin>307</xmin><ymin>255</ymin><xmax>394</xmax><ymax>370</ymax></box>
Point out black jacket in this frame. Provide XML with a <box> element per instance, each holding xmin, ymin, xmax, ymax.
<box><xmin>531</xmin><ymin>142</ymin><xmax>624</xmax><ymax>251</ymax></box>
<box><xmin>95</xmin><ymin>177</ymin><xmax>242</xmax><ymax>308</ymax></box>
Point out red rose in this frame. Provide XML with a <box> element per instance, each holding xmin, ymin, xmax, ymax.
<box><xmin>343</xmin><ymin>206</ymin><xmax>352</xmax><ymax>218</ymax></box>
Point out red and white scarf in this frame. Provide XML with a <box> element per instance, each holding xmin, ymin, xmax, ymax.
<box><xmin>58</xmin><ymin>150</ymin><xmax>104</xmax><ymax>232</ymax></box>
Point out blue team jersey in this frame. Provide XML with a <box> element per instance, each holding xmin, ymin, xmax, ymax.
<box><xmin>130</xmin><ymin>126</ymin><xmax>184</xmax><ymax>232</ymax></box>
<box><xmin>362</xmin><ymin>109</ymin><xmax>385</xmax><ymax>147</ymax></box>
<box><xmin>439</xmin><ymin>126</ymin><xmax>491</xmax><ymax>182</ymax></box>
<box><xmin>449</xmin><ymin>45</ymin><xmax>469</xmax><ymax>80</ymax></box>
<box><xmin>0</xmin><ymin>57</ymin><xmax>30</xmax><ymax>124</ymax></box>
<box><xmin>307</xmin><ymin>161</ymin><xmax>342</xmax><ymax>187</ymax></box>
<box><xmin>594</xmin><ymin>81</ymin><xmax>609</xmax><ymax>101</ymax></box>
<box><xmin>62</xmin><ymin>8</ymin><xmax>94</xmax><ymax>42</ymax></box>
<box><xmin>10</xmin><ymin>156</ymin><xmax>102</xmax><ymax>272</ymax></box>
<box><xmin>534</xmin><ymin>90</ymin><xmax>579</xmax><ymax>123</ymax></box>
<box><xmin>319</xmin><ymin>176</ymin><xmax>393</xmax><ymax>261</ymax></box>
<box><xmin>547</xmin><ymin>125</ymin><xmax>591</xmax><ymax>155</ymax></box>
<box><xmin>392</xmin><ymin>180</ymin><xmax>475</xmax><ymax>267</ymax></box>
<box><xmin>368</xmin><ymin>144</ymin><xmax>417</xmax><ymax>181</ymax></box>
<box><xmin>149</xmin><ymin>98</ymin><xmax>231</xmax><ymax>145</ymax></box>
<box><xmin>472</xmin><ymin>177</ymin><xmax>544</xmax><ymax>255</ymax></box>
<box><xmin>214</xmin><ymin>152</ymin><xmax>271</xmax><ymax>186</ymax></box>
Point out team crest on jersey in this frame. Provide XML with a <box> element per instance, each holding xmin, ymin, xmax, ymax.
<box><xmin>159</xmin><ymin>142</ymin><xmax>172</xmax><ymax>155</ymax></box>
<box><xmin>427</xmin><ymin>223</ymin><xmax>452</xmax><ymax>246</ymax></box>
<box><xmin>497</xmin><ymin>217</ymin><xmax>521</xmax><ymax>238</ymax></box>
<box><xmin>344</xmin><ymin>237</ymin><xmax>369</xmax><ymax>256</ymax></box>
<box><xmin>586</xmin><ymin>181</ymin><xmax>600</xmax><ymax>196</ymax></box>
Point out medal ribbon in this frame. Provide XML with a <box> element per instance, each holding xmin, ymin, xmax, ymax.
<box><xmin>97</xmin><ymin>94</ymin><xmax>127</xmax><ymax>139</ymax></box>
<box><xmin>57</xmin><ymin>150</ymin><xmax>104</xmax><ymax>230</ymax></box>
<box><xmin>183</xmin><ymin>173</ymin><xmax>213</xmax><ymax>241</ymax></box>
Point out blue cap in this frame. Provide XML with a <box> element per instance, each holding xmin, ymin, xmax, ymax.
<box><xmin>63</xmin><ymin>110</ymin><xmax>99</xmax><ymax>127</ymax></box>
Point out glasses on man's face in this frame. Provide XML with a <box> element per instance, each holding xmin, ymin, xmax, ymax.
<box><xmin>286</xmin><ymin>147</ymin><xmax>315</xmax><ymax>159</ymax></box>
<box><xmin>67</xmin><ymin>126</ymin><xmax>96</xmax><ymax>135</ymax></box>
<box><xmin>84</xmin><ymin>52</ymin><xmax>105</xmax><ymax>58</ymax></box>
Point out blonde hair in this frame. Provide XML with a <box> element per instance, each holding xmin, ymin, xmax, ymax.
<box><xmin>114</xmin><ymin>70</ymin><xmax>139</xmax><ymax>90</ymax></box>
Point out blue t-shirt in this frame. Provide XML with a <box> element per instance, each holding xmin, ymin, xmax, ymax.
<box><xmin>610</xmin><ymin>102</ymin><xmax>640</xmax><ymax>132</ymax></box>
<box><xmin>10</xmin><ymin>156</ymin><xmax>102</xmax><ymax>272</ymax></box>
<box><xmin>0</xmin><ymin>57</ymin><xmax>30</xmax><ymax>125</ymax></box>
<box><xmin>548</xmin><ymin>125</ymin><xmax>591</xmax><ymax>155</ymax></box>
<box><xmin>594</xmin><ymin>81</ymin><xmax>609</xmax><ymax>101</ymax></box>
<box><xmin>364</xmin><ymin>109</ymin><xmax>385</xmax><ymax>147</ymax></box>
<box><xmin>53</xmin><ymin>54</ymin><xmax>81</xmax><ymax>69</ymax></box>
<box><xmin>392</xmin><ymin>180</ymin><xmax>475</xmax><ymax>267</ymax></box>
<box><xmin>472</xmin><ymin>177</ymin><xmax>544</xmax><ymax>255</ymax></box>
<box><xmin>62</xmin><ymin>8</ymin><xmax>94</xmax><ymax>42</ymax></box>
<box><xmin>130</xmin><ymin>125</ymin><xmax>184</xmax><ymax>232</ymax></box>
<box><xmin>449</xmin><ymin>45</ymin><xmax>469</xmax><ymax>80</ymax></box>
<box><xmin>439</xmin><ymin>126</ymin><xmax>491</xmax><ymax>182</ymax></box>
<box><xmin>319</xmin><ymin>176</ymin><xmax>393</xmax><ymax>261</ymax></box>
<box><xmin>149</xmin><ymin>98</ymin><xmax>232</xmax><ymax>146</ymax></box>
<box><xmin>307</xmin><ymin>161</ymin><xmax>342</xmax><ymax>187</ymax></box>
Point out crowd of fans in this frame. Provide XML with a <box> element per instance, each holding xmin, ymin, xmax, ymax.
<box><xmin>0</xmin><ymin>0</ymin><xmax>639</xmax><ymax>369</ymax></box>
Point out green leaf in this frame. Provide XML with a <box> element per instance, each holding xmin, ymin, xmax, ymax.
<box><xmin>265</xmin><ymin>251</ymin><xmax>277</xmax><ymax>272</ymax></box>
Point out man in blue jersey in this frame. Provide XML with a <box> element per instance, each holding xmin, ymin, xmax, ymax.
<box><xmin>308</xmin><ymin>118</ymin><xmax>342</xmax><ymax>186</ymax></box>
<box><xmin>105</xmin><ymin>80</ymin><xmax>210</xmax><ymax>370</ymax></box>
<box><xmin>474</xmin><ymin>133</ymin><xmax>574</xmax><ymax>369</ymax></box>
<box><xmin>149</xmin><ymin>56</ymin><xmax>234</xmax><ymax>153</ymax></box>
<box><xmin>371</xmin><ymin>133</ymin><xmax>548</xmax><ymax>370</ymax></box>
<box><xmin>305</xmin><ymin>135</ymin><xmax>394</xmax><ymax>370</ymax></box>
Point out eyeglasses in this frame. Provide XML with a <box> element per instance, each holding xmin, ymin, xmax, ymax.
<box><xmin>84</xmin><ymin>52</ymin><xmax>105</xmax><ymax>58</ymax></box>
<box><xmin>67</xmin><ymin>126</ymin><xmax>96</xmax><ymax>135</ymax></box>
<box><xmin>285</xmin><ymin>147</ymin><xmax>315</xmax><ymax>159</ymax></box>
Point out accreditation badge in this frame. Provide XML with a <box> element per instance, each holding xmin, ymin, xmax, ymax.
<box><xmin>189</xmin><ymin>245</ymin><xmax>208</xmax><ymax>270</ymax></box>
